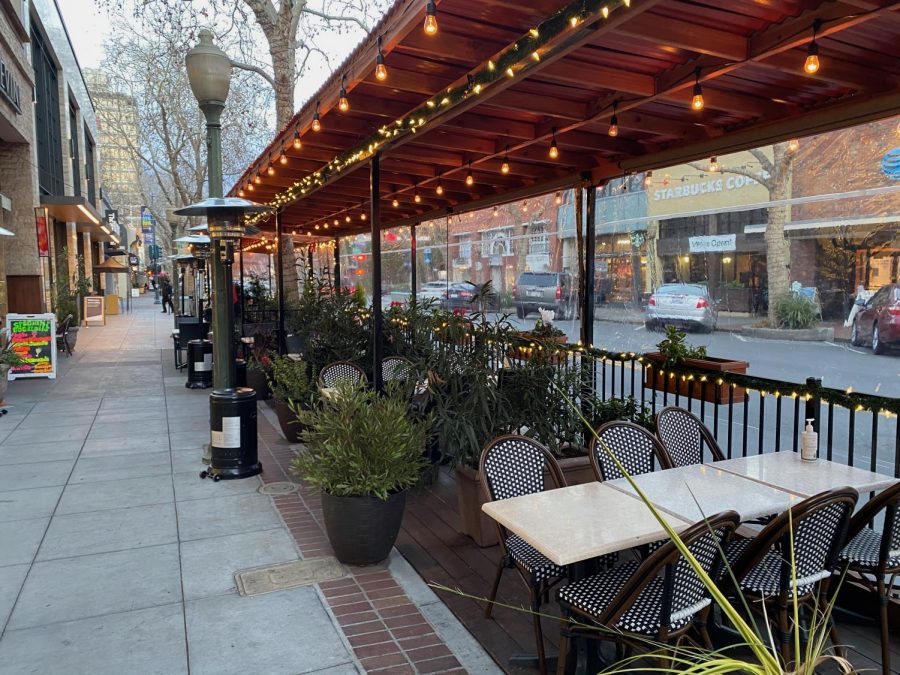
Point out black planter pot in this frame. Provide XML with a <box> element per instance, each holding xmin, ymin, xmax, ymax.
<box><xmin>321</xmin><ymin>490</ymin><xmax>406</xmax><ymax>565</ymax></box>
<box><xmin>272</xmin><ymin>399</ymin><xmax>305</xmax><ymax>443</ymax></box>
<box><xmin>246</xmin><ymin>367</ymin><xmax>271</xmax><ymax>400</ymax></box>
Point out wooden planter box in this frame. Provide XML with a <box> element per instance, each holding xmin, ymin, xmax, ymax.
<box><xmin>507</xmin><ymin>334</ymin><xmax>568</xmax><ymax>365</ymax></box>
<box><xmin>643</xmin><ymin>352</ymin><xmax>748</xmax><ymax>404</ymax></box>
<box><xmin>455</xmin><ymin>452</ymin><xmax>593</xmax><ymax>548</ymax></box>
<box><xmin>716</xmin><ymin>287</ymin><xmax>751</xmax><ymax>313</ymax></box>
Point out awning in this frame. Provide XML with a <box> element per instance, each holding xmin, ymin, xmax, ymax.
<box><xmin>92</xmin><ymin>257</ymin><xmax>130</xmax><ymax>273</ymax></box>
<box><xmin>39</xmin><ymin>196</ymin><xmax>119</xmax><ymax>243</ymax></box>
<box><xmin>231</xmin><ymin>0</ymin><xmax>900</xmax><ymax>240</ymax></box>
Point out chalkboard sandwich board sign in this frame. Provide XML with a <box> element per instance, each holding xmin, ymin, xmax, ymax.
<box><xmin>83</xmin><ymin>296</ymin><xmax>105</xmax><ymax>326</ymax></box>
<box><xmin>7</xmin><ymin>313</ymin><xmax>56</xmax><ymax>380</ymax></box>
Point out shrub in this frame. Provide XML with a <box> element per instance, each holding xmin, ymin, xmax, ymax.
<box><xmin>267</xmin><ymin>355</ymin><xmax>316</xmax><ymax>407</ymax></box>
<box><xmin>773</xmin><ymin>293</ymin><xmax>818</xmax><ymax>329</ymax></box>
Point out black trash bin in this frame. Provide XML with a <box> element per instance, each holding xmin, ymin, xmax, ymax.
<box><xmin>185</xmin><ymin>339</ymin><xmax>213</xmax><ymax>389</ymax></box>
<box><xmin>202</xmin><ymin>387</ymin><xmax>260</xmax><ymax>480</ymax></box>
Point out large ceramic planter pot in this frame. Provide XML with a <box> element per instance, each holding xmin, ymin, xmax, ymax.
<box><xmin>556</xmin><ymin>453</ymin><xmax>594</xmax><ymax>485</ymax></box>
<box><xmin>455</xmin><ymin>465</ymin><xmax>497</xmax><ymax>547</ymax></box>
<box><xmin>272</xmin><ymin>399</ymin><xmax>304</xmax><ymax>443</ymax></box>
<box><xmin>321</xmin><ymin>490</ymin><xmax>406</xmax><ymax>565</ymax></box>
<box><xmin>246</xmin><ymin>367</ymin><xmax>271</xmax><ymax>400</ymax></box>
<box><xmin>643</xmin><ymin>352</ymin><xmax>749</xmax><ymax>403</ymax></box>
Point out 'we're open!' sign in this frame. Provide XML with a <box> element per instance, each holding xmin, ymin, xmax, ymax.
<box><xmin>7</xmin><ymin>313</ymin><xmax>56</xmax><ymax>380</ymax></box>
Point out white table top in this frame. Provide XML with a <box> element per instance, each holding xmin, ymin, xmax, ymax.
<box><xmin>713</xmin><ymin>452</ymin><xmax>899</xmax><ymax>497</ymax></box>
<box><xmin>481</xmin><ymin>482</ymin><xmax>691</xmax><ymax>567</ymax></box>
<box><xmin>607</xmin><ymin>464</ymin><xmax>799</xmax><ymax>522</ymax></box>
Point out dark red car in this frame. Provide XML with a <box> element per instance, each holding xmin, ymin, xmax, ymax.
<box><xmin>851</xmin><ymin>283</ymin><xmax>900</xmax><ymax>354</ymax></box>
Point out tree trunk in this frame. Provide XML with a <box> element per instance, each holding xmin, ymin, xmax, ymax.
<box><xmin>765</xmin><ymin>143</ymin><xmax>793</xmax><ymax>324</ymax></box>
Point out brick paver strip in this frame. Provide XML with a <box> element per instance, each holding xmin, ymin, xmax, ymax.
<box><xmin>256</xmin><ymin>413</ymin><xmax>471</xmax><ymax>674</ymax></box>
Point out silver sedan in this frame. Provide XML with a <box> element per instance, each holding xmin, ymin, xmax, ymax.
<box><xmin>644</xmin><ymin>283</ymin><xmax>718</xmax><ymax>333</ymax></box>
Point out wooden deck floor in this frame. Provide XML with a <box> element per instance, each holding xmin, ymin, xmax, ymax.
<box><xmin>397</xmin><ymin>467</ymin><xmax>900</xmax><ymax>674</ymax></box>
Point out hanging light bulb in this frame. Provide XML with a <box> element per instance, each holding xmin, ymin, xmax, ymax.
<box><xmin>500</xmin><ymin>146</ymin><xmax>510</xmax><ymax>174</ymax></box>
<box><xmin>361</xmin><ymin>212</ymin><xmax>367</xmax><ymax>221</ymax></box>
<box><xmin>608</xmin><ymin>101</ymin><xmax>619</xmax><ymax>137</ymax></box>
<box><xmin>643</xmin><ymin>171</ymin><xmax>652</xmax><ymax>188</ymax></box>
<box><xmin>345</xmin><ymin>215</ymin><xmax>351</xmax><ymax>223</ymax></box>
<box><xmin>435</xmin><ymin>178</ymin><xmax>444</xmax><ymax>196</ymax></box>
<box><xmin>662</xmin><ymin>174</ymin><xmax>670</xmax><ymax>187</ymax></box>
<box><xmin>414</xmin><ymin>186</ymin><xmax>422</xmax><ymax>203</ymax></box>
<box><xmin>279</xmin><ymin>153</ymin><xmax>288</xmax><ymax>165</ymax></box>
<box><xmin>247</xmin><ymin>183</ymin><xmax>255</xmax><ymax>192</ymax></box>
<box><xmin>423</xmin><ymin>0</ymin><xmax>438</xmax><ymax>35</ymax></box>
<box><xmin>691</xmin><ymin>69</ymin><xmax>704</xmax><ymax>111</ymax></box>
<box><xmin>253</xmin><ymin>173</ymin><xmax>262</xmax><ymax>184</ymax></box>
<box><xmin>466</xmin><ymin>162</ymin><xmax>474</xmax><ymax>186</ymax></box>
<box><xmin>338</xmin><ymin>75</ymin><xmax>350</xmax><ymax>112</ymax></box>
<box><xmin>293</xmin><ymin>130</ymin><xmax>302</xmax><ymax>149</ymax></box>
<box><xmin>555</xmin><ymin>192</ymin><xmax>562</xmax><ymax>205</ymax></box>
<box><xmin>375</xmin><ymin>36</ymin><xmax>387</xmax><ymax>81</ymax></box>
<box><xmin>804</xmin><ymin>20</ymin><xmax>821</xmax><ymax>74</ymax></box>
<box><xmin>267</xmin><ymin>162</ymin><xmax>275</xmax><ymax>176</ymax></box>
<box><xmin>238</xmin><ymin>189</ymin><xmax>245</xmax><ymax>197</ymax></box>
<box><xmin>788</xmin><ymin>138</ymin><xmax>800</xmax><ymax>153</ymax></box>
<box><xmin>492</xmin><ymin>205</ymin><xmax>499</xmax><ymax>217</ymax></box>
<box><xmin>549</xmin><ymin>128</ymin><xmax>559</xmax><ymax>159</ymax></box>
<box><xmin>312</xmin><ymin>101</ymin><xmax>322</xmax><ymax>132</ymax></box>
<box><xmin>392</xmin><ymin>198</ymin><xmax>399</xmax><ymax>208</ymax></box>
<box><xmin>708</xmin><ymin>156</ymin><xmax>719</xmax><ymax>172</ymax></box>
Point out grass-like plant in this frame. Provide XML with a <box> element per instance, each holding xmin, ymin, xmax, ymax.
<box><xmin>773</xmin><ymin>293</ymin><xmax>819</xmax><ymax>330</ymax></box>
<box><xmin>291</xmin><ymin>381</ymin><xmax>430</xmax><ymax>500</ymax></box>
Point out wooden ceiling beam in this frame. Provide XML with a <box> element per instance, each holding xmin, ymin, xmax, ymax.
<box><xmin>616</xmin><ymin>12</ymin><xmax>748</xmax><ymax>61</ymax></box>
<box><xmin>534</xmin><ymin>60</ymin><xmax>656</xmax><ymax>96</ymax></box>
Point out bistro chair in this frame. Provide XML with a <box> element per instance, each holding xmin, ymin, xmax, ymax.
<box><xmin>317</xmin><ymin>361</ymin><xmax>367</xmax><ymax>393</ymax></box>
<box><xmin>382</xmin><ymin>356</ymin><xmax>413</xmax><ymax>385</ymax></box>
<box><xmin>556</xmin><ymin>510</ymin><xmax>741</xmax><ymax>673</ymax></box>
<box><xmin>838</xmin><ymin>481</ymin><xmax>900</xmax><ymax>675</ymax></box>
<box><xmin>479</xmin><ymin>435</ymin><xmax>568</xmax><ymax>675</ymax></box>
<box><xmin>655</xmin><ymin>406</ymin><xmax>725</xmax><ymax>467</ymax></box>
<box><xmin>590</xmin><ymin>421</ymin><xmax>672</xmax><ymax>482</ymax></box>
<box><xmin>56</xmin><ymin>314</ymin><xmax>74</xmax><ymax>357</ymax></box>
<box><xmin>720</xmin><ymin>486</ymin><xmax>858</xmax><ymax>665</ymax></box>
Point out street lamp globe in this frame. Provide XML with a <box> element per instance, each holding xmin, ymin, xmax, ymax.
<box><xmin>185</xmin><ymin>29</ymin><xmax>231</xmax><ymax>107</ymax></box>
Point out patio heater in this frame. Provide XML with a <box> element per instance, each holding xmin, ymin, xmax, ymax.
<box><xmin>182</xmin><ymin>30</ymin><xmax>268</xmax><ymax>480</ymax></box>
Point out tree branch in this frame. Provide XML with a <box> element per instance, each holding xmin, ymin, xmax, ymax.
<box><xmin>301</xmin><ymin>6</ymin><xmax>369</xmax><ymax>31</ymax></box>
<box><xmin>687</xmin><ymin>162</ymin><xmax>773</xmax><ymax>191</ymax></box>
<box><xmin>230</xmin><ymin>59</ymin><xmax>276</xmax><ymax>89</ymax></box>
<box><xmin>748</xmin><ymin>148</ymin><xmax>773</xmax><ymax>177</ymax></box>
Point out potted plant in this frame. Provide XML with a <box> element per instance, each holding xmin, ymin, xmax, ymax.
<box><xmin>643</xmin><ymin>325</ymin><xmax>748</xmax><ymax>403</ymax></box>
<box><xmin>0</xmin><ymin>336</ymin><xmax>25</xmax><ymax>403</ymax></box>
<box><xmin>291</xmin><ymin>382</ymin><xmax>429</xmax><ymax>565</ymax></box>
<box><xmin>245</xmin><ymin>330</ymin><xmax>276</xmax><ymax>400</ymax></box>
<box><xmin>267</xmin><ymin>355</ymin><xmax>317</xmax><ymax>443</ymax></box>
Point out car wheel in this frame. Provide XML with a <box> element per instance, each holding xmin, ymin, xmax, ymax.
<box><xmin>872</xmin><ymin>323</ymin><xmax>885</xmax><ymax>354</ymax></box>
<box><xmin>644</xmin><ymin>321</ymin><xmax>656</xmax><ymax>331</ymax></box>
<box><xmin>850</xmin><ymin>321</ymin><xmax>862</xmax><ymax>347</ymax></box>
<box><xmin>515</xmin><ymin>305</ymin><xmax>525</xmax><ymax>319</ymax></box>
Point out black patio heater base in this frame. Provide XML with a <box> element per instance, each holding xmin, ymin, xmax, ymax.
<box><xmin>202</xmin><ymin>387</ymin><xmax>261</xmax><ymax>481</ymax></box>
<box><xmin>185</xmin><ymin>339</ymin><xmax>213</xmax><ymax>389</ymax></box>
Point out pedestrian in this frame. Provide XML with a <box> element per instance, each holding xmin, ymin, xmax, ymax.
<box><xmin>160</xmin><ymin>277</ymin><xmax>175</xmax><ymax>314</ymax></box>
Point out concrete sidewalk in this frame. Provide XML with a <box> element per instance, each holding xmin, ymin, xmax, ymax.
<box><xmin>0</xmin><ymin>297</ymin><xmax>497</xmax><ymax>675</ymax></box>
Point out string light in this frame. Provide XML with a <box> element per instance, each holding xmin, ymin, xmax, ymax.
<box><xmin>247</xmin><ymin>183</ymin><xmax>255</xmax><ymax>192</ymax></box>
<box><xmin>238</xmin><ymin>189</ymin><xmax>245</xmax><ymax>197</ymax></box>
<box><xmin>492</xmin><ymin>205</ymin><xmax>499</xmax><ymax>217</ymax></box>
<box><xmin>601</xmin><ymin>5</ymin><xmax>609</xmax><ymax>18</ymax></box>
<box><xmin>312</xmin><ymin>100</ymin><xmax>322</xmax><ymax>131</ymax></box>
<box><xmin>788</xmin><ymin>138</ymin><xmax>800</xmax><ymax>153</ymax></box>
<box><xmin>392</xmin><ymin>197</ymin><xmax>399</xmax><ymax>208</ymax></box>
<box><xmin>435</xmin><ymin>177</ymin><xmax>444</xmax><ymax>196</ymax></box>
<box><xmin>423</xmin><ymin>0</ymin><xmax>438</xmax><ymax>35</ymax></box>
<box><xmin>804</xmin><ymin>20</ymin><xmax>821</xmax><ymax>74</ymax></box>
<box><xmin>267</xmin><ymin>161</ymin><xmax>275</xmax><ymax>176</ymax></box>
<box><xmin>338</xmin><ymin>75</ymin><xmax>350</xmax><ymax>112</ymax></box>
<box><xmin>608</xmin><ymin>100</ymin><xmax>619</xmax><ymax>137</ymax></box>
<box><xmin>500</xmin><ymin>146</ymin><xmax>510</xmax><ymax>174</ymax></box>
<box><xmin>691</xmin><ymin>68</ymin><xmax>704</xmax><ymax>111</ymax></box>
<box><xmin>549</xmin><ymin>128</ymin><xmax>559</xmax><ymax>159</ymax></box>
<box><xmin>643</xmin><ymin>171</ymin><xmax>652</xmax><ymax>187</ymax></box>
<box><xmin>375</xmin><ymin>36</ymin><xmax>387</xmax><ymax>81</ymax></box>
<box><xmin>465</xmin><ymin>162</ymin><xmax>474</xmax><ymax>186</ymax></box>
<box><xmin>253</xmin><ymin>174</ymin><xmax>261</xmax><ymax>184</ymax></box>
<box><xmin>708</xmin><ymin>156</ymin><xmax>719</xmax><ymax>172</ymax></box>
<box><xmin>345</xmin><ymin>215</ymin><xmax>351</xmax><ymax>223</ymax></box>
<box><xmin>293</xmin><ymin>130</ymin><xmax>302</xmax><ymax>149</ymax></box>
<box><xmin>414</xmin><ymin>184</ymin><xmax>422</xmax><ymax>203</ymax></box>
<box><xmin>361</xmin><ymin>212</ymin><xmax>367</xmax><ymax>221</ymax></box>
<box><xmin>555</xmin><ymin>192</ymin><xmax>562</xmax><ymax>205</ymax></box>
<box><xmin>279</xmin><ymin>153</ymin><xmax>288</xmax><ymax>165</ymax></box>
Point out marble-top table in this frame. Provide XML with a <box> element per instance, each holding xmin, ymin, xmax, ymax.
<box><xmin>607</xmin><ymin>464</ymin><xmax>799</xmax><ymax>522</ymax></box>
<box><xmin>481</xmin><ymin>482</ymin><xmax>691</xmax><ymax>567</ymax></box>
<box><xmin>713</xmin><ymin>452</ymin><xmax>898</xmax><ymax>497</ymax></box>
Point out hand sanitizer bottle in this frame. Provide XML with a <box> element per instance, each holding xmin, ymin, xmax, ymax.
<box><xmin>801</xmin><ymin>418</ymin><xmax>818</xmax><ymax>462</ymax></box>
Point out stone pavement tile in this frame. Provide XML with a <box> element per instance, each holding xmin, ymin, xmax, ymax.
<box><xmin>100</xmin><ymin>397</ymin><xmax>166</xmax><ymax>411</ymax></box>
<box><xmin>185</xmin><ymin>587</ymin><xmax>354</xmax><ymax>675</ymax></box>
<box><xmin>0</xmin><ymin>486</ymin><xmax>62</xmax><ymax>523</ymax></box>
<box><xmin>8</xmin><ymin>543</ymin><xmax>182</xmax><ymax>630</ymax></box>
<box><xmin>30</xmin><ymin>399</ymin><xmax>101</xmax><ymax>415</ymax></box>
<box><xmin>0</xmin><ymin>564</ymin><xmax>28</xmax><ymax>628</ymax></box>
<box><xmin>37</xmin><ymin>502</ymin><xmax>177</xmax><ymax>561</ymax></box>
<box><xmin>2</xmin><ymin>424</ymin><xmax>91</xmax><ymax>447</ymax></box>
<box><xmin>68</xmin><ymin>451</ymin><xmax>171</xmax><ymax>483</ymax></box>
<box><xmin>87</xmin><ymin>420</ymin><xmax>163</xmax><ymax>441</ymax></box>
<box><xmin>169</xmin><ymin>430</ymin><xmax>209</xmax><ymax>451</ymax></box>
<box><xmin>80</xmin><ymin>434</ymin><xmax>170</xmax><ymax>457</ymax></box>
<box><xmin>0</xmin><ymin>440</ymin><xmax>84</xmax><ymax>466</ymax></box>
<box><xmin>171</xmin><ymin>449</ymin><xmax>203</xmax><ymax>473</ymax></box>
<box><xmin>176</xmin><ymin>492</ymin><xmax>281</xmax><ymax>542</ymax></box>
<box><xmin>172</xmin><ymin>471</ymin><xmax>261</xmax><ymax>502</ymax></box>
<box><xmin>0</xmin><ymin>602</ymin><xmax>187</xmax><ymax>675</ymax></box>
<box><xmin>0</xmin><ymin>518</ymin><xmax>49</xmax><ymax>566</ymax></box>
<box><xmin>92</xmin><ymin>410</ymin><xmax>167</xmax><ymax>425</ymax></box>
<box><xmin>56</xmin><ymin>475</ymin><xmax>174</xmax><ymax>515</ymax></box>
<box><xmin>0</xmin><ymin>460</ymin><xmax>74</xmax><ymax>492</ymax></box>
<box><xmin>13</xmin><ymin>414</ymin><xmax>95</xmax><ymax>430</ymax></box>
<box><xmin>180</xmin><ymin>528</ymin><xmax>299</xmax><ymax>600</ymax></box>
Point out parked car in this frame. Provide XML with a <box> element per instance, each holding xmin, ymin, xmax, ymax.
<box><xmin>851</xmin><ymin>283</ymin><xmax>899</xmax><ymax>354</ymax></box>
<box><xmin>440</xmin><ymin>282</ymin><xmax>478</xmax><ymax>311</ymax></box>
<box><xmin>513</xmin><ymin>271</ymin><xmax>575</xmax><ymax>320</ymax></box>
<box><xmin>416</xmin><ymin>281</ymin><xmax>447</xmax><ymax>304</ymax></box>
<box><xmin>645</xmin><ymin>283</ymin><xmax>717</xmax><ymax>333</ymax></box>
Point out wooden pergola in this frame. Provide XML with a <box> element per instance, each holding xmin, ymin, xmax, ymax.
<box><xmin>232</xmin><ymin>0</ymin><xmax>900</xmax><ymax>385</ymax></box>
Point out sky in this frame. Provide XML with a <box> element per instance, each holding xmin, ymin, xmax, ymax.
<box><xmin>59</xmin><ymin>0</ymin><xmax>373</xmax><ymax>118</ymax></box>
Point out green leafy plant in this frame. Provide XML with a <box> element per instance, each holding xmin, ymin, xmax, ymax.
<box><xmin>774</xmin><ymin>292</ymin><xmax>819</xmax><ymax>330</ymax></box>
<box><xmin>247</xmin><ymin>330</ymin><xmax>276</xmax><ymax>373</ymax></box>
<box><xmin>291</xmin><ymin>382</ymin><xmax>430</xmax><ymax>500</ymax></box>
<box><xmin>583</xmin><ymin>394</ymin><xmax>656</xmax><ymax>433</ymax></box>
<box><xmin>656</xmin><ymin>324</ymin><xmax>708</xmax><ymax>368</ymax></box>
<box><xmin>53</xmin><ymin>247</ymin><xmax>91</xmax><ymax>323</ymax></box>
<box><xmin>267</xmin><ymin>355</ymin><xmax>317</xmax><ymax>408</ymax></box>
<box><xmin>0</xmin><ymin>335</ymin><xmax>25</xmax><ymax>368</ymax></box>
<box><xmin>528</xmin><ymin>319</ymin><xmax>566</xmax><ymax>340</ymax></box>
<box><xmin>243</xmin><ymin>272</ymin><xmax>276</xmax><ymax>312</ymax></box>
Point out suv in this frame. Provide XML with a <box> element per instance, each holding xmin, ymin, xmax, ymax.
<box><xmin>513</xmin><ymin>271</ymin><xmax>575</xmax><ymax>320</ymax></box>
